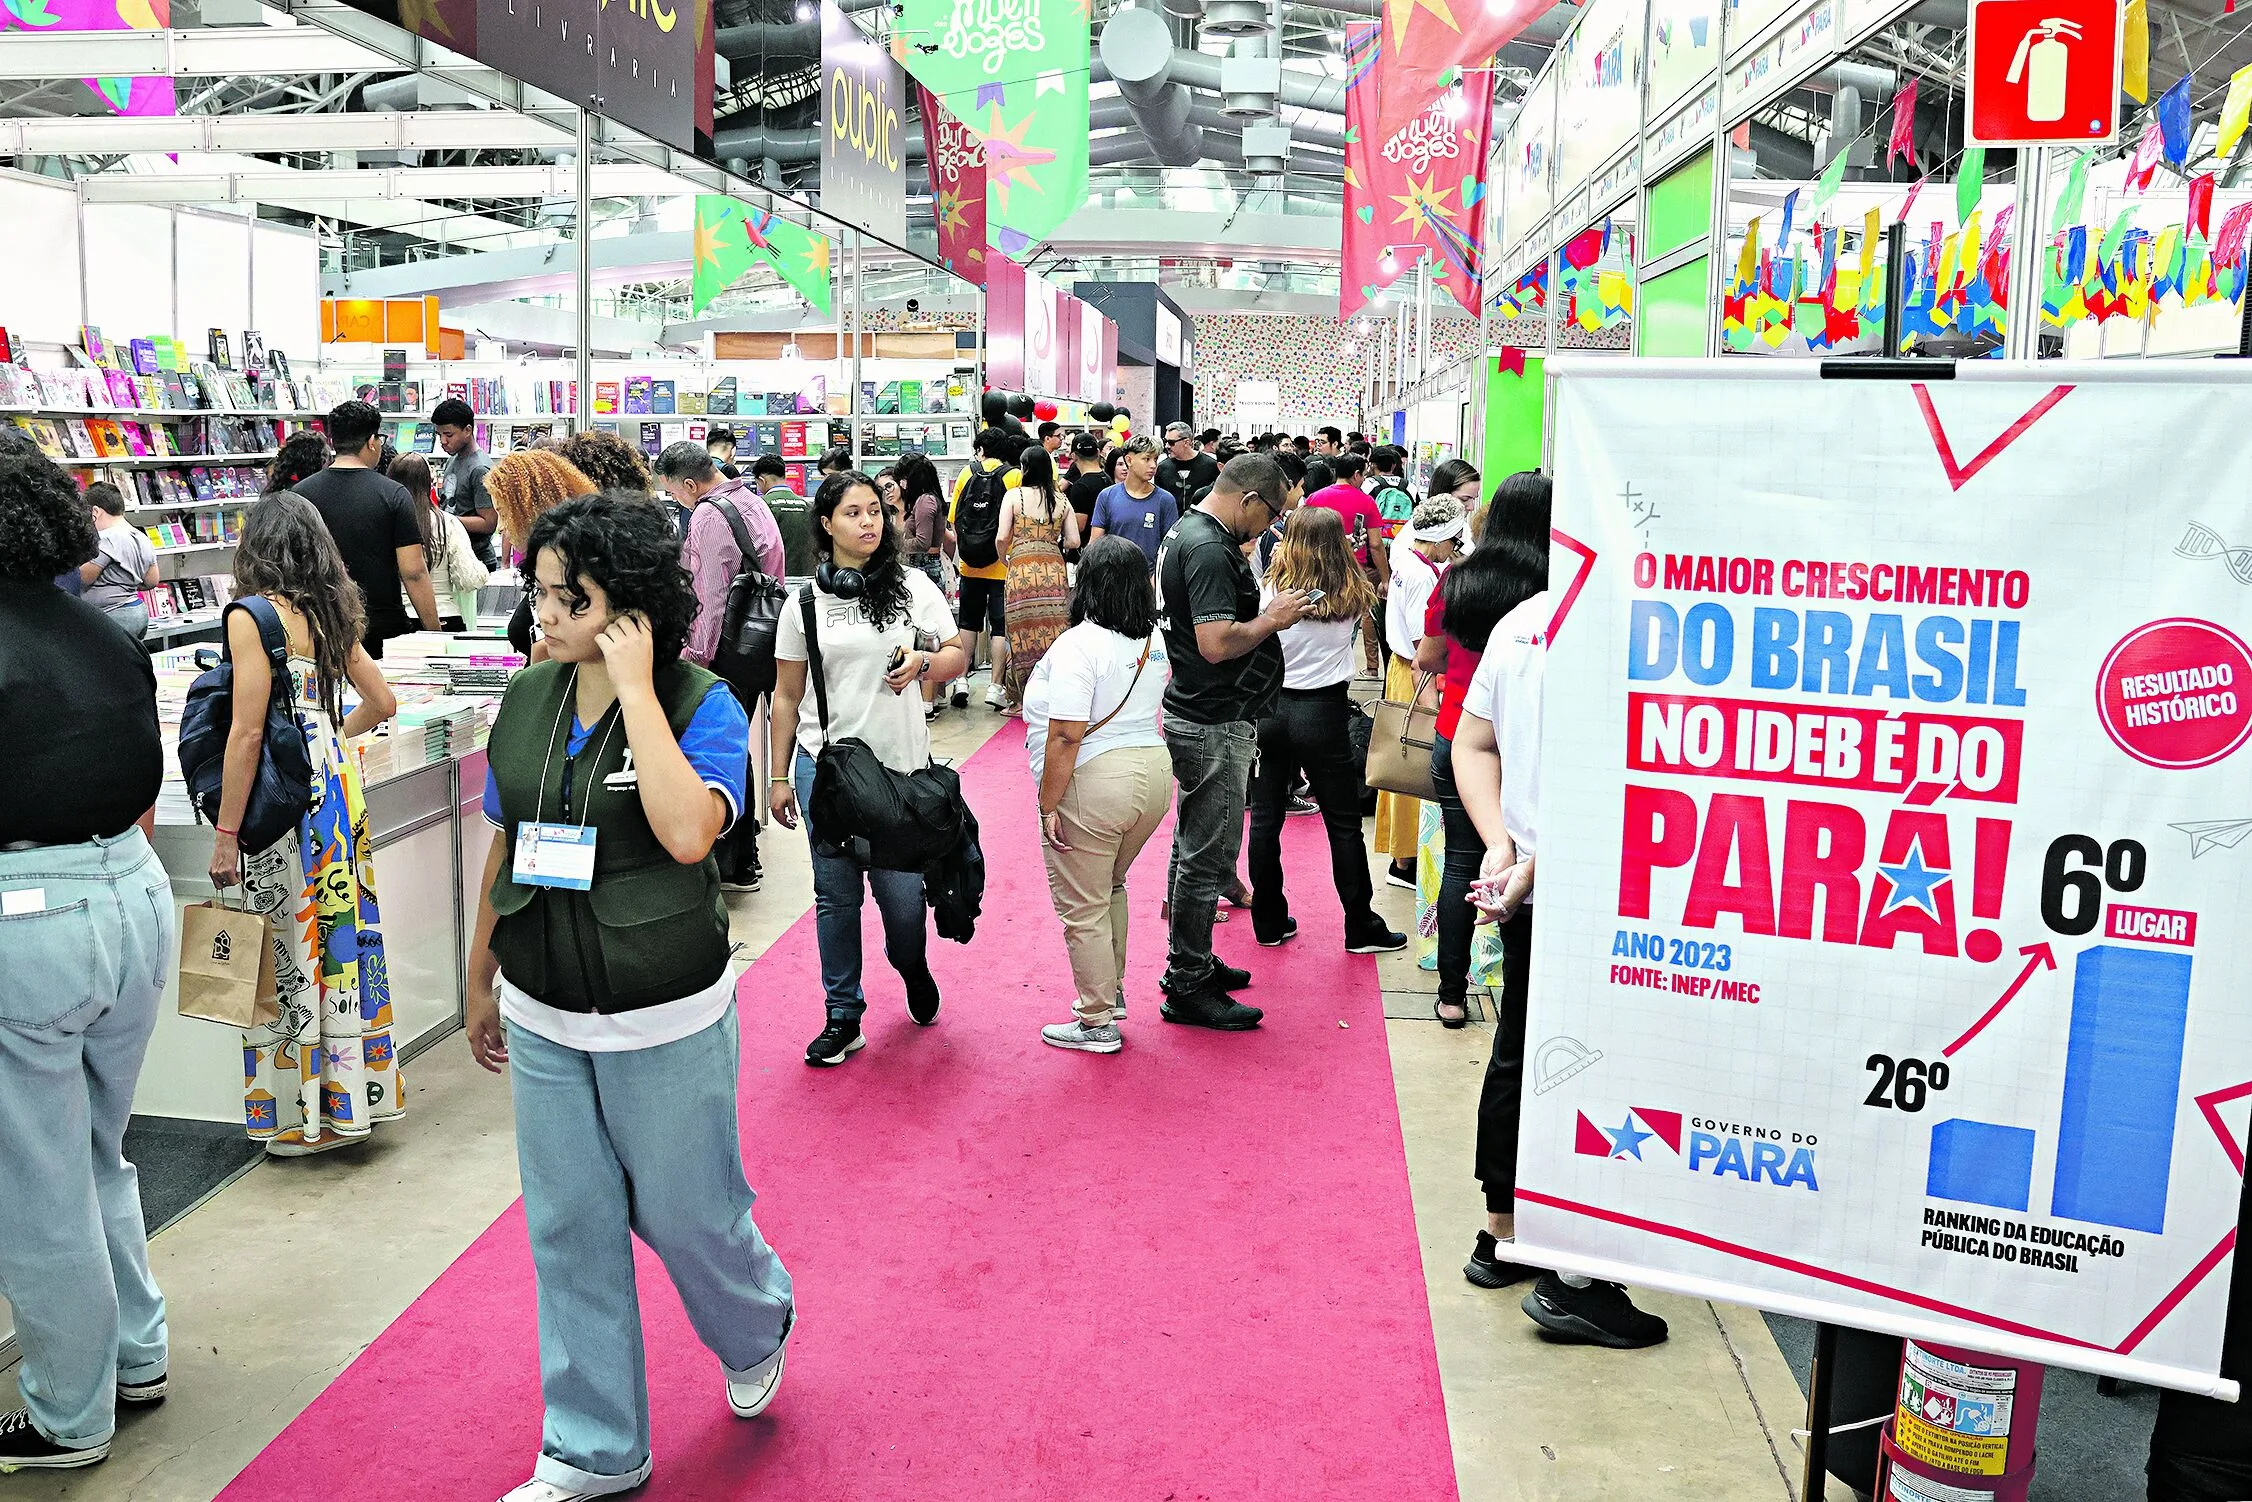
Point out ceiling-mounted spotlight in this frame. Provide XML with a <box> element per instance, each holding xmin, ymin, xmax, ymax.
<box><xmin>794</xmin><ymin>1</ymin><xmax>814</xmax><ymax>19</ymax></box>
<box><xmin>1379</xmin><ymin>248</ymin><xmax>1398</xmax><ymax>275</ymax></box>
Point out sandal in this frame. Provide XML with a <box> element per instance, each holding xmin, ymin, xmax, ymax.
<box><xmin>1435</xmin><ymin>998</ymin><xmax>1469</xmax><ymax>1029</ymax></box>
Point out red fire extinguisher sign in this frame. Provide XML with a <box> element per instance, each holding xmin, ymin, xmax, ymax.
<box><xmin>1966</xmin><ymin>0</ymin><xmax>2124</xmax><ymax>147</ymax></box>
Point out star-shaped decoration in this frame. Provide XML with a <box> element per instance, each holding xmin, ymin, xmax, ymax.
<box><xmin>692</xmin><ymin>205</ymin><xmax>738</xmax><ymax>278</ymax></box>
<box><xmin>1875</xmin><ymin>837</ymin><xmax>1951</xmax><ymax>920</ymax></box>
<box><xmin>937</xmin><ymin>184</ymin><xmax>972</xmax><ymax>235</ymax></box>
<box><xmin>1385</xmin><ymin>0</ymin><xmax>1461</xmax><ymax>50</ymax></box>
<box><xmin>979</xmin><ymin>104</ymin><xmax>1058</xmax><ymax>215</ymax></box>
<box><xmin>395</xmin><ymin>0</ymin><xmax>457</xmax><ymax>41</ymax></box>
<box><xmin>801</xmin><ymin>233</ymin><xmax>830</xmax><ymax>279</ymax></box>
<box><xmin>1607</xmin><ymin>1114</ymin><xmax>1656</xmax><ymax>1160</ymax></box>
<box><xmin>1388</xmin><ymin>176</ymin><xmax>1459</xmax><ymax>239</ymax></box>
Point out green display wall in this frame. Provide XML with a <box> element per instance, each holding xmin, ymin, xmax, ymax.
<box><xmin>1482</xmin><ymin>354</ymin><xmax>1545</xmax><ymax>482</ymax></box>
<box><xmin>1639</xmin><ymin>259</ymin><xmax>1710</xmax><ymax>357</ymax></box>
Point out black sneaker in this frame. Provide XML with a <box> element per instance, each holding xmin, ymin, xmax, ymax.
<box><xmin>0</xmin><ymin>1408</ymin><xmax>107</xmax><ymax>1470</ymax></box>
<box><xmin>721</xmin><ymin>870</ymin><xmax>763</xmax><ymax>894</ymax></box>
<box><xmin>950</xmin><ymin>685</ymin><xmax>969</xmax><ymax>709</ymax></box>
<box><xmin>1256</xmin><ymin>917</ymin><xmax>1299</xmax><ymax>947</ymax></box>
<box><xmin>805</xmin><ymin>1020</ymin><xmax>866</xmax><ymax>1067</ymax></box>
<box><xmin>1521</xmin><ymin>1273</ymin><xmax>1670</xmax><ymax>1348</ymax></box>
<box><xmin>1385</xmin><ymin>859</ymin><xmax>1417</xmax><ymax>890</ymax></box>
<box><xmin>117</xmin><ymin>1371</ymin><xmax>167</xmax><ymax>1405</ymax></box>
<box><xmin>1159</xmin><ymin>989</ymin><xmax>1264</xmax><ymax>1031</ymax></box>
<box><xmin>905</xmin><ymin>970</ymin><xmax>942</xmax><ymax>1026</ymax></box>
<box><xmin>1286</xmin><ymin>794</ymin><xmax>1320</xmax><ymax>816</ymax></box>
<box><xmin>1464</xmin><ymin>1232</ymin><xmax>1539</xmax><ymax>1290</ymax></box>
<box><xmin>1209</xmin><ymin>958</ymin><xmax>1251</xmax><ymax>991</ymax></box>
<box><xmin>1345</xmin><ymin>923</ymin><xmax>1409</xmax><ymax>954</ymax></box>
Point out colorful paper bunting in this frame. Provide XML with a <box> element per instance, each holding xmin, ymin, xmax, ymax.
<box><xmin>1811</xmin><ymin>146</ymin><xmax>1850</xmax><ymax>214</ymax></box>
<box><xmin>2052</xmin><ymin>153</ymin><xmax>2089</xmax><ymax>232</ymax></box>
<box><xmin>1889</xmin><ymin>76</ymin><xmax>1919</xmax><ymax>168</ymax></box>
<box><xmin>1956</xmin><ymin>148</ymin><xmax>1985</xmax><ymax>225</ymax></box>
<box><xmin>2123</xmin><ymin>0</ymin><xmax>2149</xmax><ymax>103</ymax></box>
<box><xmin>2156</xmin><ymin>76</ymin><xmax>2194</xmax><ymax>166</ymax></box>
<box><xmin>2219</xmin><ymin>63</ymin><xmax>2252</xmax><ymax>162</ymax></box>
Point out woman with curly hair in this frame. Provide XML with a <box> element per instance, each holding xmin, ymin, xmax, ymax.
<box><xmin>487</xmin><ymin>449</ymin><xmax>598</xmax><ymax>658</ymax></box>
<box><xmin>462</xmin><ymin>493</ymin><xmax>795</xmax><ymax>1501</ymax></box>
<box><xmin>769</xmin><ymin>470</ymin><xmax>969</xmax><ymax>1067</ymax></box>
<box><xmin>210</xmin><ymin>493</ymin><xmax>401</xmax><ymax>1156</ymax></box>
<box><xmin>556</xmin><ymin>428</ymin><xmax>655</xmax><ymax>500</ymax></box>
<box><xmin>264</xmin><ymin>429</ymin><xmax>330</xmax><ymax>495</ymax></box>
<box><xmin>0</xmin><ymin>452</ymin><xmax>175</xmax><ymax>1471</ymax></box>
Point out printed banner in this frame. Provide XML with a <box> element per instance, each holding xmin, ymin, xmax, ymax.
<box><xmin>692</xmin><ymin>196</ymin><xmax>833</xmax><ymax>317</ymax></box>
<box><xmin>1341</xmin><ymin>22</ymin><xmax>1494</xmax><ymax>320</ymax></box>
<box><xmin>2</xmin><ymin>0</ymin><xmax>177</xmax><ymax>118</ymax></box>
<box><xmin>897</xmin><ymin>0</ymin><xmax>1087</xmax><ymax>256</ymax></box>
<box><xmin>821</xmin><ymin>2</ymin><xmax>907</xmax><ymax>247</ymax></box>
<box><xmin>1520</xmin><ymin>362</ymin><xmax>2252</xmax><ymax>1395</ymax></box>
<box><xmin>1367</xmin><ymin>0</ymin><xmax>1548</xmax><ymax>147</ymax></box>
<box><xmin>918</xmin><ymin>83</ymin><xmax>988</xmax><ymax>285</ymax></box>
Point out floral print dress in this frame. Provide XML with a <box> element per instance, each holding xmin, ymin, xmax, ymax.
<box><xmin>238</xmin><ymin>653</ymin><xmax>402</xmax><ymax>1148</ymax></box>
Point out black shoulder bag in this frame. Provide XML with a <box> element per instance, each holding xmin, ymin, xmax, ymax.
<box><xmin>709</xmin><ymin>496</ymin><xmax>789</xmax><ymax>702</ymax></box>
<box><xmin>800</xmin><ymin>584</ymin><xmax>967</xmax><ymax>872</ymax></box>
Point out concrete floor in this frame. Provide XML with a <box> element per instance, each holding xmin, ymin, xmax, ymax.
<box><xmin>4</xmin><ymin>690</ymin><xmax>1820</xmax><ymax>1502</ymax></box>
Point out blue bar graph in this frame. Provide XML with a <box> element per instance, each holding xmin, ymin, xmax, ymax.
<box><xmin>1927</xmin><ymin>1119</ymin><xmax>2037</xmax><ymax>1212</ymax></box>
<box><xmin>2050</xmin><ymin>945</ymin><xmax>2193</xmax><ymax>1235</ymax></box>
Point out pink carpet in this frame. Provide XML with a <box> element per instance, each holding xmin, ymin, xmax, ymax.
<box><xmin>217</xmin><ymin>730</ymin><xmax>1459</xmax><ymax>1501</ymax></box>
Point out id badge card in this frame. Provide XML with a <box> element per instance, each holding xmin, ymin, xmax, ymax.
<box><xmin>514</xmin><ymin>822</ymin><xmax>597</xmax><ymax>890</ymax></box>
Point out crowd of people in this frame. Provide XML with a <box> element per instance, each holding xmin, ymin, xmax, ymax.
<box><xmin>0</xmin><ymin>403</ymin><xmax>1682</xmax><ymax>1500</ymax></box>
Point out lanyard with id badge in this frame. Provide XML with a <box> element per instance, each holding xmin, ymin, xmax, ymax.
<box><xmin>514</xmin><ymin>669</ymin><xmax>622</xmax><ymax>892</ymax></box>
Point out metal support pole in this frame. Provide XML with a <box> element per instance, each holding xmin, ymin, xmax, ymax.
<box><xmin>1416</xmin><ymin>252</ymin><xmax>1430</xmax><ymax>385</ymax></box>
<box><xmin>1802</xmin><ymin>1321</ymin><xmax>1839</xmax><ymax>1502</ymax></box>
<box><xmin>1881</xmin><ymin>221</ymin><xmax>1906</xmax><ymax>355</ymax></box>
<box><xmin>2004</xmin><ymin>146</ymin><xmax>2049</xmax><ymax>360</ymax></box>
<box><xmin>573</xmin><ymin>107</ymin><xmax>592</xmax><ymax>434</ymax></box>
<box><xmin>849</xmin><ymin>228</ymin><xmax>864</xmax><ymax>467</ymax></box>
<box><xmin>1701</xmin><ymin>0</ymin><xmax>1734</xmax><ymax>357</ymax></box>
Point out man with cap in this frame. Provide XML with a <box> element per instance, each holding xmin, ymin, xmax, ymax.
<box><xmin>1156</xmin><ymin>421</ymin><xmax>1219</xmax><ymax>504</ymax></box>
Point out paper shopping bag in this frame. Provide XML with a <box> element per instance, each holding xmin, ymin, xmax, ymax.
<box><xmin>177</xmin><ymin>898</ymin><xmax>280</xmax><ymax>1029</ymax></box>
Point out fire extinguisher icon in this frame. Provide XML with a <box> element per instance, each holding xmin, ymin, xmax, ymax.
<box><xmin>2006</xmin><ymin>18</ymin><xmax>2082</xmax><ymax>122</ymax></box>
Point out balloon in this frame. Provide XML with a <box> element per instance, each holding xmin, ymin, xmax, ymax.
<box><xmin>1007</xmin><ymin>394</ymin><xmax>1037</xmax><ymax>421</ymax></box>
<box><xmin>1034</xmin><ymin>400</ymin><xmax>1058</xmax><ymax>421</ymax></box>
<box><xmin>1087</xmin><ymin>401</ymin><xmax>1116</xmax><ymax>422</ymax></box>
<box><xmin>980</xmin><ymin>391</ymin><xmax>1008</xmax><ymax>423</ymax></box>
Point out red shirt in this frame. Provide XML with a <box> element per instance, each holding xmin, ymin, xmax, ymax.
<box><xmin>1303</xmin><ymin>483</ymin><xmax>1388</xmax><ymax>569</ymax></box>
<box><xmin>1426</xmin><ymin>584</ymin><xmax>1481</xmax><ymax>740</ymax></box>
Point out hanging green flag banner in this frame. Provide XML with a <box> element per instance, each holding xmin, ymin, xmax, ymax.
<box><xmin>896</xmin><ymin>0</ymin><xmax>1089</xmax><ymax>258</ymax></box>
<box><xmin>692</xmin><ymin>196</ymin><xmax>834</xmax><ymax>317</ymax></box>
<box><xmin>2051</xmin><ymin>152</ymin><xmax>2090</xmax><ymax>234</ymax></box>
<box><xmin>1955</xmin><ymin>148</ymin><xmax>1985</xmax><ymax>227</ymax></box>
<box><xmin>1809</xmin><ymin>146</ymin><xmax>1850</xmax><ymax>215</ymax></box>
<box><xmin>2097</xmin><ymin>203</ymin><xmax>2137</xmax><ymax>276</ymax></box>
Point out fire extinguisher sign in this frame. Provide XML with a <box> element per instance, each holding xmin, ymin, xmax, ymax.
<box><xmin>1966</xmin><ymin>0</ymin><xmax>2124</xmax><ymax>147</ymax></box>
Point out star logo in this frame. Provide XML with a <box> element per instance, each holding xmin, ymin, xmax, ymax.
<box><xmin>1875</xmin><ymin>836</ymin><xmax>1952</xmax><ymax>920</ymax></box>
<box><xmin>1385</xmin><ymin>0</ymin><xmax>1462</xmax><ymax>50</ymax></box>
<box><xmin>1606</xmin><ymin>1115</ymin><xmax>1656</xmax><ymax>1160</ymax></box>
<box><xmin>1388</xmin><ymin>176</ymin><xmax>1459</xmax><ymax>239</ymax></box>
<box><xmin>692</xmin><ymin>204</ymin><xmax>739</xmax><ymax>278</ymax></box>
<box><xmin>978</xmin><ymin>105</ymin><xmax>1058</xmax><ymax>215</ymax></box>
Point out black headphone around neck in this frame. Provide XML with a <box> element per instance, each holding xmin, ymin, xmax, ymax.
<box><xmin>815</xmin><ymin>560</ymin><xmax>866</xmax><ymax>598</ymax></box>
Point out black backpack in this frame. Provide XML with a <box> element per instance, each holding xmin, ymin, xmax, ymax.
<box><xmin>706</xmin><ymin>495</ymin><xmax>788</xmax><ymax>703</ymax></box>
<box><xmin>176</xmin><ymin>596</ymin><xmax>315</xmax><ymax>853</ymax></box>
<box><xmin>953</xmin><ymin>464</ymin><xmax>1009</xmax><ymax>570</ymax></box>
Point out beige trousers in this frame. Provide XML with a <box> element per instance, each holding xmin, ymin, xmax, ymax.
<box><xmin>1040</xmin><ymin>744</ymin><xmax>1174</xmax><ymax>1024</ymax></box>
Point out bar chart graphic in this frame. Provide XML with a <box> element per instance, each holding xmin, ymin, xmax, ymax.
<box><xmin>1923</xmin><ymin>944</ymin><xmax>2194</xmax><ymax>1233</ymax></box>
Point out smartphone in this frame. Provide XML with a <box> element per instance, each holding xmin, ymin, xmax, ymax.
<box><xmin>1303</xmin><ymin>589</ymin><xmax>1326</xmax><ymax>607</ymax></box>
<box><xmin>888</xmin><ymin>646</ymin><xmax>907</xmax><ymax>673</ymax></box>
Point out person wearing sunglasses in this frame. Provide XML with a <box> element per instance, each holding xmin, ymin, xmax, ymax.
<box><xmin>1150</xmin><ymin>453</ymin><xmax>1310</xmax><ymax>1032</ymax></box>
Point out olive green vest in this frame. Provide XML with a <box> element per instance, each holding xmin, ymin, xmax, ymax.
<box><xmin>486</xmin><ymin>659</ymin><xmax>731</xmax><ymax>1014</ymax></box>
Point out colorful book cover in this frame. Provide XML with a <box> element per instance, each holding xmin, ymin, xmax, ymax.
<box><xmin>85</xmin><ymin>420</ymin><xmax>124</xmax><ymax>458</ymax></box>
<box><xmin>876</xmin><ymin>381</ymin><xmax>901</xmax><ymax>415</ymax></box>
<box><xmin>861</xmin><ymin>379</ymin><xmax>878</xmax><ymax>412</ymax></box>
<box><xmin>653</xmin><ymin>380</ymin><xmax>676</xmax><ymax>416</ymax></box>
<box><xmin>638</xmin><ymin>421</ymin><xmax>663</xmax><ymax>455</ymax></box>
<box><xmin>624</xmin><ymin>377</ymin><xmax>653</xmax><ymax>415</ymax></box>
<box><xmin>65</xmin><ymin>419</ymin><xmax>95</xmax><ymax>455</ymax></box>
<box><xmin>19</xmin><ymin>418</ymin><xmax>63</xmax><ymax>460</ymax></box>
<box><xmin>594</xmin><ymin>381</ymin><xmax>620</xmax><ymax>415</ymax></box>
<box><xmin>80</xmin><ymin>326</ymin><xmax>109</xmax><ymax>367</ymax></box>
<box><xmin>679</xmin><ymin>388</ymin><xmax>706</xmax><ymax>416</ymax></box>
<box><xmin>900</xmin><ymin>380</ymin><xmax>924</xmax><ymax>413</ymax></box>
<box><xmin>779</xmin><ymin>421</ymin><xmax>807</xmax><ymax>458</ymax></box>
<box><xmin>783</xmin><ymin>462</ymin><xmax>808</xmax><ymax>495</ymax></box>
<box><xmin>753</xmin><ymin>420</ymin><xmax>781</xmax><ymax>452</ymax></box>
<box><xmin>707</xmin><ymin>377</ymin><xmax>737</xmax><ymax>416</ymax></box>
<box><xmin>121</xmin><ymin>422</ymin><xmax>151</xmax><ymax>457</ymax></box>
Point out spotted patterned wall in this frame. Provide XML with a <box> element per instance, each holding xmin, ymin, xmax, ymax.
<box><xmin>1186</xmin><ymin>312</ymin><xmax>1482</xmax><ymax>434</ymax></box>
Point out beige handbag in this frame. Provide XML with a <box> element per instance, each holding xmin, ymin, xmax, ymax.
<box><xmin>1363</xmin><ymin>673</ymin><xmax>1440</xmax><ymax>800</ymax></box>
<box><xmin>177</xmin><ymin>891</ymin><xmax>281</xmax><ymax>1029</ymax></box>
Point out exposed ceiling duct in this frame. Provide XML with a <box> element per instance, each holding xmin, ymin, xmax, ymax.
<box><xmin>1201</xmin><ymin>0</ymin><xmax>1274</xmax><ymax>37</ymax></box>
<box><xmin>1099</xmin><ymin>4</ymin><xmax>1207</xmax><ymax>167</ymax></box>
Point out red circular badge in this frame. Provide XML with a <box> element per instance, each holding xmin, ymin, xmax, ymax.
<box><xmin>2096</xmin><ymin>618</ymin><xmax>2252</xmax><ymax>770</ymax></box>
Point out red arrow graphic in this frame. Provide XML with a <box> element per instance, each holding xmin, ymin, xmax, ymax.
<box><xmin>1941</xmin><ymin>942</ymin><xmax>2059</xmax><ymax>1058</ymax></box>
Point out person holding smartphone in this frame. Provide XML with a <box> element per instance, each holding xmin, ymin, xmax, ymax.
<box><xmin>1245</xmin><ymin>507</ymin><xmax>1405</xmax><ymax>955</ymax></box>
<box><xmin>462</xmin><ymin>494</ymin><xmax>795</xmax><ymax>1501</ymax></box>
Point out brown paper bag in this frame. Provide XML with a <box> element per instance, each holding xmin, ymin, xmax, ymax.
<box><xmin>177</xmin><ymin>898</ymin><xmax>280</xmax><ymax>1029</ymax></box>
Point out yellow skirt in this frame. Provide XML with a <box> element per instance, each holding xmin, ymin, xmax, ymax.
<box><xmin>1372</xmin><ymin>654</ymin><xmax>1421</xmax><ymax>860</ymax></box>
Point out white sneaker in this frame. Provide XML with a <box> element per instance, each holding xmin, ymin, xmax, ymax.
<box><xmin>726</xmin><ymin>1314</ymin><xmax>794</xmax><ymax>1419</ymax></box>
<box><xmin>500</xmin><ymin>1475</ymin><xmax>640</xmax><ymax>1502</ymax></box>
<box><xmin>1042</xmin><ymin>1020</ymin><xmax>1124</xmax><ymax>1053</ymax></box>
<box><xmin>984</xmin><ymin>680</ymin><xmax>1009</xmax><ymax>710</ymax></box>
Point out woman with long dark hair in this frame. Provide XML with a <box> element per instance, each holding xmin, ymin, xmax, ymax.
<box><xmin>1022</xmin><ymin>536</ymin><xmax>1172</xmax><ymax>1052</ymax></box>
<box><xmin>208</xmin><ymin>494</ymin><xmax>401</xmax><ymax>1155</ymax></box>
<box><xmin>461</xmin><ymin>493</ymin><xmax>796</xmax><ymax>1499</ymax></box>
<box><xmin>769</xmin><ymin>471</ymin><xmax>970</xmax><ymax>1067</ymax></box>
<box><xmin>1246</xmin><ymin>506</ymin><xmax>1402</xmax><ymax>953</ymax></box>
<box><xmin>389</xmin><ymin>451</ymin><xmax>487</xmax><ymax>629</ymax></box>
<box><xmin>997</xmin><ymin>443</ymin><xmax>1080</xmax><ymax>713</ymax></box>
<box><xmin>265</xmin><ymin>430</ymin><xmax>330</xmax><ymax>495</ymax></box>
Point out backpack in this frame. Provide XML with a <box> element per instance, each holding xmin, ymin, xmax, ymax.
<box><xmin>954</xmin><ymin>464</ymin><xmax>1009</xmax><ymax>569</ymax></box>
<box><xmin>798</xmin><ymin>586</ymin><xmax>971</xmax><ymax>872</ymax></box>
<box><xmin>176</xmin><ymin>596</ymin><xmax>316</xmax><ymax>853</ymax></box>
<box><xmin>707</xmin><ymin>495</ymin><xmax>788</xmax><ymax>703</ymax></box>
<box><xmin>1371</xmin><ymin>479</ymin><xmax>1417</xmax><ymax>528</ymax></box>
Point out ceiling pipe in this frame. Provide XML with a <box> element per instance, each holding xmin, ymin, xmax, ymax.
<box><xmin>716</xmin><ymin>20</ymin><xmax>820</xmax><ymax>62</ymax></box>
<box><xmin>1099</xmin><ymin>3</ymin><xmax>1206</xmax><ymax>167</ymax></box>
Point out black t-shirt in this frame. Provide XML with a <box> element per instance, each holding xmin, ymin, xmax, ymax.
<box><xmin>1065</xmin><ymin>467</ymin><xmax>1107</xmax><ymax>525</ymax></box>
<box><xmin>293</xmin><ymin>466</ymin><xmax>423</xmax><ymax>641</ymax></box>
<box><xmin>1157</xmin><ymin>508</ymin><xmax>1281</xmax><ymax>726</ymax></box>
<box><xmin>1157</xmin><ymin>451</ymin><xmax>1220</xmax><ymax>502</ymax></box>
<box><xmin>0</xmin><ymin>581</ymin><xmax>161</xmax><ymax>844</ymax></box>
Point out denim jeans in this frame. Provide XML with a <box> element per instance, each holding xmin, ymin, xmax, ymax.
<box><xmin>1428</xmin><ymin>732</ymin><xmax>1488</xmax><ymax>1010</ymax></box>
<box><xmin>1162</xmin><ymin>716</ymin><xmax>1258</xmax><ymax>992</ymax></box>
<box><xmin>510</xmin><ymin>1008</ymin><xmax>794</xmax><ymax>1494</ymax></box>
<box><xmin>0</xmin><ymin>830</ymin><xmax>171</xmax><ymax>1449</ymax></box>
<box><xmin>1247</xmin><ymin>683</ymin><xmax>1383</xmax><ymax>943</ymax></box>
<box><xmin>795</xmin><ymin>750</ymin><xmax>930</xmax><ymax>1022</ymax></box>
